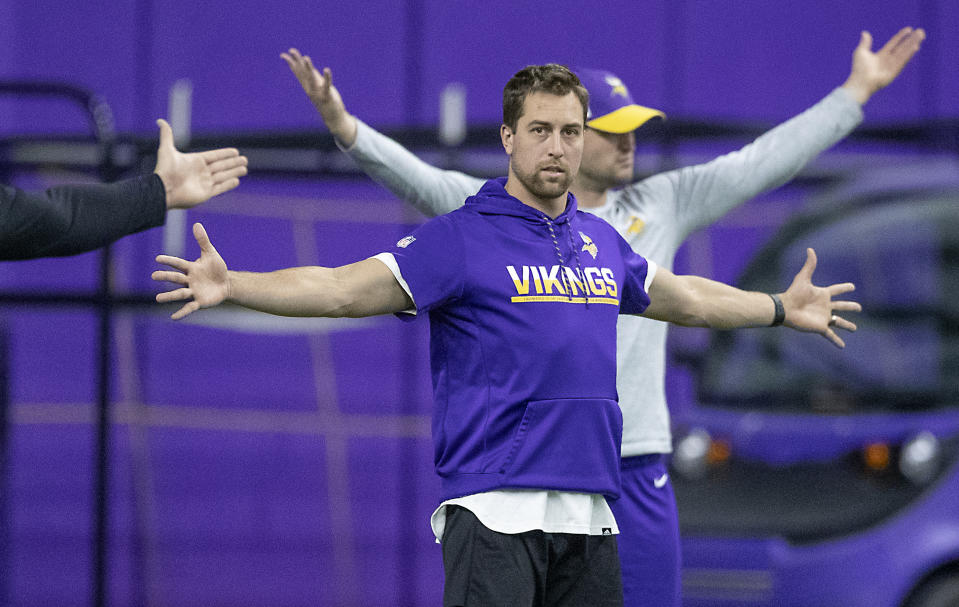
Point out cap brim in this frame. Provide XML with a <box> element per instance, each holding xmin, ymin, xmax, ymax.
<box><xmin>587</xmin><ymin>104</ymin><xmax>665</xmax><ymax>134</ymax></box>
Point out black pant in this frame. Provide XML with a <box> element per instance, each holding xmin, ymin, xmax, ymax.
<box><xmin>441</xmin><ymin>505</ymin><xmax>624</xmax><ymax>607</ymax></box>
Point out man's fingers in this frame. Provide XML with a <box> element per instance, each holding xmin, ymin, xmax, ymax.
<box><xmin>210</xmin><ymin>166</ymin><xmax>247</xmax><ymax>187</ymax></box>
<box><xmin>281</xmin><ymin>53</ymin><xmax>301</xmax><ymax>73</ymax></box>
<box><xmin>193</xmin><ymin>222</ymin><xmax>214</xmax><ymax>253</ymax></box>
<box><xmin>832</xmin><ymin>299</ymin><xmax>862</xmax><ymax>313</ymax></box>
<box><xmin>829</xmin><ymin>315</ymin><xmax>857</xmax><ymax>332</ymax></box>
<box><xmin>171</xmin><ymin>301</ymin><xmax>200</xmax><ymax>321</ymax></box>
<box><xmin>208</xmin><ymin>178</ymin><xmax>241</xmax><ymax>197</ymax></box>
<box><xmin>823</xmin><ymin>329</ymin><xmax>846</xmax><ymax>349</ymax></box>
<box><xmin>282</xmin><ymin>48</ymin><xmax>304</xmax><ymax>63</ymax></box>
<box><xmin>883</xmin><ymin>26</ymin><xmax>922</xmax><ymax>55</ymax></box>
<box><xmin>281</xmin><ymin>49</ymin><xmax>312</xmax><ymax>81</ymax></box>
<box><xmin>878</xmin><ymin>27</ymin><xmax>911</xmax><ymax>54</ymax></box>
<box><xmin>156</xmin><ymin>118</ymin><xmax>174</xmax><ymax>150</ymax></box>
<box><xmin>797</xmin><ymin>247</ymin><xmax>818</xmax><ymax>281</ymax></box>
<box><xmin>155</xmin><ymin>254</ymin><xmax>190</xmax><ymax>271</ymax></box>
<box><xmin>890</xmin><ymin>28</ymin><xmax>925</xmax><ymax>62</ymax></box>
<box><xmin>198</xmin><ymin>147</ymin><xmax>241</xmax><ymax>164</ymax></box>
<box><xmin>857</xmin><ymin>30</ymin><xmax>873</xmax><ymax>53</ymax></box>
<box><xmin>152</xmin><ymin>270</ymin><xmax>188</xmax><ymax>285</ymax></box>
<box><xmin>826</xmin><ymin>282</ymin><xmax>856</xmax><ymax>297</ymax></box>
<box><xmin>206</xmin><ymin>161</ymin><xmax>248</xmax><ymax>188</ymax></box>
<box><xmin>156</xmin><ymin>287</ymin><xmax>192</xmax><ymax>303</ymax></box>
<box><xmin>207</xmin><ymin>154</ymin><xmax>248</xmax><ymax>174</ymax></box>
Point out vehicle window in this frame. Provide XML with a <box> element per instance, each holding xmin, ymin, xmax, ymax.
<box><xmin>697</xmin><ymin>195</ymin><xmax>959</xmax><ymax>412</ymax></box>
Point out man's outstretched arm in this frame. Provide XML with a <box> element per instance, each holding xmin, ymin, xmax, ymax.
<box><xmin>659</xmin><ymin>26</ymin><xmax>925</xmax><ymax>235</ymax></box>
<box><xmin>152</xmin><ymin>222</ymin><xmax>412</xmax><ymax>320</ymax></box>
<box><xmin>641</xmin><ymin>248</ymin><xmax>861</xmax><ymax>348</ymax></box>
<box><xmin>0</xmin><ymin>119</ymin><xmax>248</xmax><ymax>261</ymax></box>
<box><xmin>282</xmin><ymin>48</ymin><xmax>484</xmax><ymax>217</ymax></box>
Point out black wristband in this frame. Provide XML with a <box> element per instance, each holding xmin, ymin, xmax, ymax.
<box><xmin>768</xmin><ymin>293</ymin><xmax>785</xmax><ymax>327</ymax></box>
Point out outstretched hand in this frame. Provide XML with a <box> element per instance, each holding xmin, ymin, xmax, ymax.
<box><xmin>153</xmin><ymin>119</ymin><xmax>248</xmax><ymax>210</ymax></box>
<box><xmin>153</xmin><ymin>222</ymin><xmax>231</xmax><ymax>320</ymax></box>
<box><xmin>842</xmin><ymin>26</ymin><xmax>925</xmax><ymax>105</ymax></box>
<box><xmin>281</xmin><ymin>48</ymin><xmax>357</xmax><ymax>145</ymax></box>
<box><xmin>780</xmin><ymin>248</ymin><xmax>861</xmax><ymax>348</ymax></box>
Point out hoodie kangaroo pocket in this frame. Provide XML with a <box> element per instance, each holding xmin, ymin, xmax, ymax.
<box><xmin>499</xmin><ymin>398</ymin><xmax>623</xmax><ymax>497</ymax></box>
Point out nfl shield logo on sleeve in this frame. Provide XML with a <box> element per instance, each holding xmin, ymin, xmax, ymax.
<box><xmin>396</xmin><ymin>235</ymin><xmax>416</xmax><ymax>248</ymax></box>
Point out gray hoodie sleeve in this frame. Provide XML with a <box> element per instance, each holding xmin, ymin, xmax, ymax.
<box><xmin>630</xmin><ymin>86</ymin><xmax>864</xmax><ymax>238</ymax></box>
<box><xmin>338</xmin><ymin>119</ymin><xmax>487</xmax><ymax>218</ymax></box>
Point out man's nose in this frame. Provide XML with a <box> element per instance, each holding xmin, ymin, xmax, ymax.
<box><xmin>548</xmin><ymin>132</ymin><xmax>564</xmax><ymax>156</ymax></box>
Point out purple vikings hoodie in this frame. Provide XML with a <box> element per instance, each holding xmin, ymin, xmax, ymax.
<box><xmin>387</xmin><ymin>178</ymin><xmax>652</xmax><ymax>501</ymax></box>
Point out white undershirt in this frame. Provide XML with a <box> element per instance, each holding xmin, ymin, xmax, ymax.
<box><xmin>430</xmin><ymin>490</ymin><xmax>618</xmax><ymax>542</ymax></box>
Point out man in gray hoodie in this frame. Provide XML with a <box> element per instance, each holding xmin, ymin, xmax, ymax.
<box><xmin>281</xmin><ymin>26</ymin><xmax>923</xmax><ymax>607</ymax></box>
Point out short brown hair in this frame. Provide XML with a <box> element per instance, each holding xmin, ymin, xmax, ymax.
<box><xmin>502</xmin><ymin>64</ymin><xmax>589</xmax><ymax>131</ymax></box>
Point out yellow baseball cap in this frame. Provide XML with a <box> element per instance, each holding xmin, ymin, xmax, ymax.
<box><xmin>575</xmin><ymin>67</ymin><xmax>665</xmax><ymax>134</ymax></box>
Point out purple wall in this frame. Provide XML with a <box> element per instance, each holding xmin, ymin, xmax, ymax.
<box><xmin>2</xmin><ymin>1</ymin><xmax>956</xmax><ymax>134</ymax></box>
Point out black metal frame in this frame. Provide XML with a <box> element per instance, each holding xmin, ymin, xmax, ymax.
<box><xmin>0</xmin><ymin>80</ymin><xmax>121</xmax><ymax>607</ymax></box>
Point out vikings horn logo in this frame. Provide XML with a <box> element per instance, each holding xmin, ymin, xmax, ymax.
<box><xmin>604</xmin><ymin>75</ymin><xmax>629</xmax><ymax>98</ymax></box>
<box><xmin>580</xmin><ymin>232</ymin><xmax>598</xmax><ymax>259</ymax></box>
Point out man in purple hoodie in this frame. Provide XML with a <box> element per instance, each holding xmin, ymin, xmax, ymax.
<box><xmin>152</xmin><ymin>64</ymin><xmax>859</xmax><ymax>606</ymax></box>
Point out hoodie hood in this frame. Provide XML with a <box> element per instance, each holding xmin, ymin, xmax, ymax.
<box><xmin>465</xmin><ymin>177</ymin><xmax>578</xmax><ymax>225</ymax></box>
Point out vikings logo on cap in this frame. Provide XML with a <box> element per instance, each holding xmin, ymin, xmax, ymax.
<box><xmin>604</xmin><ymin>75</ymin><xmax>629</xmax><ymax>99</ymax></box>
<box><xmin>573</xmin><ymin>67</ymin><xmax>666</xmax><ymax>134</ymax></box>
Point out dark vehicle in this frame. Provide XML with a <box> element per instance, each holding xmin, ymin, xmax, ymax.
<box><xmin>671</xmin><ymin>162</ymin><xmax>959</xmax><ymax>607</ymax></box>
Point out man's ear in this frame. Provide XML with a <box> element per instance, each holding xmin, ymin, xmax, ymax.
<box><xmin>500</xmin><ymin>124</ymin><xmax>513</xmax><ymax>155</ymax></box>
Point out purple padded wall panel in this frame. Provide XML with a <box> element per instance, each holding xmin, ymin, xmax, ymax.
<box><xmin>136</xmin><ymin>321</ymin><xmax>319</xmax><ymax>411</ymax></box>
<box><xmin>0</xmin><ymin>0</ymin><xmax>11</xmax><ymax>128</ymax></box>
<box><xmin>0</xmin><ymin>251</ymin><xmax>101</xmax><ymax>292</ymax></box>
<box><xmin>347</xmin><ymin>436</ymin><xmax>442</xmax><ymax>606</ymax></box>
<box><xmin>930</xmin><ymin>1</ymin><xmax>959</xmax><ymax>117</ymax></box>
<box><xmin>146</xmin><ymin>429</ymin><xmax>334</xmax><ymax>606</ymax></box>
<box><xmin>8</xmin><ymin>424</ymin><xmax>94</xmax><ymax>606</ymax></box>
<box><xmin>8</xmin><ymin>310</ymin><xmax>97</xmax><ymax>404</ymax></box>
<box><xmin>149</xmin><ymin>0</ymin><xmax>409</xmax><ymax>132</ymax></box>
<box><xmin>2</xmin><ymin>0</ymin><xmax>140</xmax><ymax>133</ymax></box>
<box><xmin>329</xmin><ymin>320</ymin><xmax>433</xmax><ymax>417</ymax></box>
<box><xmin>417</xmin><ymin>1</ymin><xmax>670</xmax><ymax>127</ymax></box>
<box><xmin>1</xmin><ymin>0</ymin><xmax>954</xmax><ymax>133</ymax></box>
<box><xmin>676</xmin><ymin>1</ymin><xmax>927</xmax><ymax>121</ymax></box>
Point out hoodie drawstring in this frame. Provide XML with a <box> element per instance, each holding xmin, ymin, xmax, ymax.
<box><xmin>543</xmin><ymin>217</ymin><xmax>589</xmax><ymax>308</ymax></box>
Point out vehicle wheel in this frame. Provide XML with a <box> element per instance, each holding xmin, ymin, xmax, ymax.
<box><xmin>906</xmin><ymin>573</ymin><xmax>959</xmax><ymax>607</ymax></box>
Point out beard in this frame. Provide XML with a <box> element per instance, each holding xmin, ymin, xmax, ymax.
<box><xmin>511</xmin><ymin>160</ymin><xmax>574</xmax><ymax>201</ymax></box>
<box><xmin>578</xmin><ymin>158</ymin><xmax>633</xmax><ymax>190</ymax></box>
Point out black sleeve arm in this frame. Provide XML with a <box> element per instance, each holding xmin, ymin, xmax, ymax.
<box><xmin>0</xmin><ymin>174</ymin><xmax>167</xmax><ymax>261</ymax></box>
